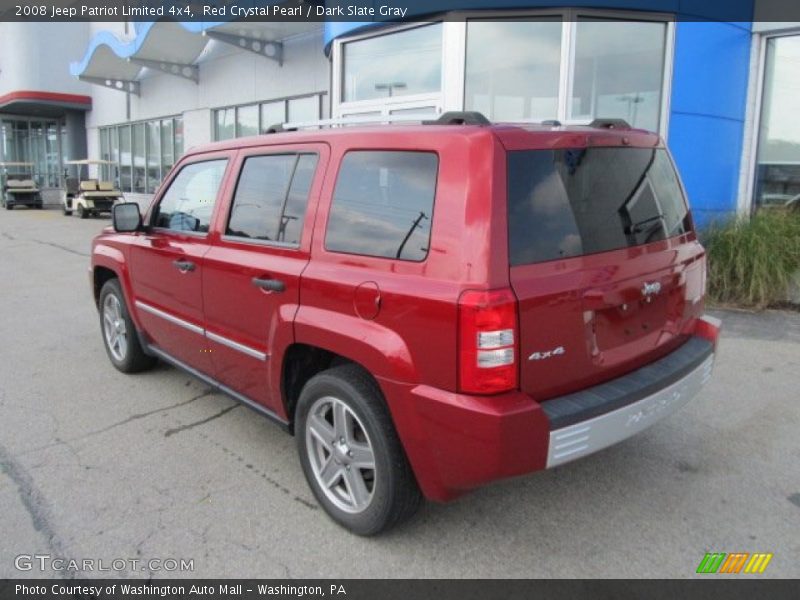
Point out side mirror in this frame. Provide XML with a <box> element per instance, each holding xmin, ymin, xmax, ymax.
<box><xmin>112</xmin><ymin>202</ymin><xmax>142</xmax><ymax>233</ymax></box>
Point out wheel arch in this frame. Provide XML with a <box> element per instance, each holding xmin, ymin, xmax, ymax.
<box><xmin>281</xmin><ymin>343</ymin><xmax>387</xmax><ymax>433</ymax></box>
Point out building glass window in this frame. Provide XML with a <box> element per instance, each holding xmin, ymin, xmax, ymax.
<box><xmin>288</xmin><ymin>96</ymin><xmax>319</xmax><ymax>123</ymax></box>
<box><xmin>108</xmin><ymin>128</ymin><xmax>119</xmax><ymax>186</ymax></box>
<box><xmin>215</xmin><ymin>108</ymin><xmax>235</xmax><ymax>141</ymax></box>
<box><xmin>342</xmin><ymin>23</ymin><xmax>443</xmax><ymax>103</ymax></box>
<box><xmin>570</xmin><ymin>19</ymin><xmax>667</xmax><ymax>131</ymax></box>
<box><xmin>174</xmin><ymin>118</ymin><xmax>184</xmax><ymax>157</ymax></box>
<box><xmin>146</xmin><ymin>120</ymin><xmax>161</xmax><ymax>193</ymax></box>
<box><xmin>755</xmin><ymin>34</ymin><xmax>800</xmax><ymax>208</ymax></box>
<box><xmin>132</xmin><ymin>123</ymin><xmax>146</xmax><ymax>193</ymax></box>
<box><xmin>335</xmin><ymin>16</ymin><xmax>671</xmax><ymax>134</ymax></box>
<box><xmin>465</xmin><ymin>19</ymin><xmax>562</xmax><ymax>121</ymax></box>
<box><xmin>236</xmin><ymin>105</ymin><xmax>259</xmax><ymax>137</ymax></box>
<box><xmin>99</xmin><ymin>115</ymin><xmax>182</xmax><ymax>194</ymax></box>
<box><xmin>260</xmin><ymin>101</ymin><xmax>286</xmax><ymax>130</ymax></box>
<box><xmin>0</xmin><ymin>118</ymin><xmax>65</xmax><ymax>188</ymax></box>
<box><xmin>212</xmin><ymin>93</ymin><xmax>324</xmax><ymax>140</ymax></box>
<box><xmin>99</xmin><ymin>128</ymin><xmax>110</xmax><ymax>181</ymax></box>
<box><xmin>161</xmin><ymin>119</ymin><xmax>175</xmax><ymax>181</ymax></box>
<box><xmin>118</xmin><ymin>126</ymin><xmax>132</xmax><ymax>193</ymax></box>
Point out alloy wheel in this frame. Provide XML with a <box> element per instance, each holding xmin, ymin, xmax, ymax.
<box><xmin>305</xmin><ymin>395</ymin><xmax>376</xmax><ymax>513</ymax></box>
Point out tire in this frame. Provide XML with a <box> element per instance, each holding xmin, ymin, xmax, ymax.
<box><xmin>98</xmin><ymin>279</ymin><xmax>156</xmax><ymax>374</ymax></box>
<box><xmin>78</xmin><ymin>205</ymin><xmax>88</xmax><ymax>219</ymax></box>
<box><xmin>5</xmin><ymin>203</ymin><xmax>12</xmax><ymax>210</ymax></box>
<box><xmin>296</xmin><ymin>364</ymin><xmax>421</xmax><ymax>536</ymax></box>
<box><xmin>63</xmin><ymin>208</ymin><xmax>72</xmax><ymax>216</ymax></box>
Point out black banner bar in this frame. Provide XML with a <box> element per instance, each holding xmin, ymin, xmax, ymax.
<box><xmin>3</xmin><ymin>0</ymin><xmax>800</xmax><ymax>22</ymax></box>
<box><xmin>2</xmin><ymin>580</ymin><xmax>800</xmax><ymax>600</ymax></box>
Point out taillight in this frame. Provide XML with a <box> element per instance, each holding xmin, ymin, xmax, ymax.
<box><xmin>458</xmin><ymin>288</ymin><xmax>519</xmax><ymax>395</ymax></box>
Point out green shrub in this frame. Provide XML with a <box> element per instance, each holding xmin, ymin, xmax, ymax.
<box><xmin>704</xmin><ymin>210</ymin><xmax>800</xmax><ymax>308</ymax></box>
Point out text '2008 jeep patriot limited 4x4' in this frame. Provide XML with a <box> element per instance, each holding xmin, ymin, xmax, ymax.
<box><xmin>91</xmin><ymin>112</ymin><xmax>720</xmax><ymax>535</ymax></box>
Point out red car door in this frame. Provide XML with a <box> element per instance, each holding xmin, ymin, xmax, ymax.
<box><xmin>129</xmin><ymin>155</ymin><xmax>232</xmax><ymax>374</ymax></box>
<box><xmin>202</xmin><ymin>144</ymin><xmax>328</xmax><ymax>416</ymax></box>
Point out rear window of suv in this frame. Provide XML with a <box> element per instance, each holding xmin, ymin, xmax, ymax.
<box><xmin>507</xmin><ymin>147</ymin><xmax>691</xmax><ymax>266</ymax></box>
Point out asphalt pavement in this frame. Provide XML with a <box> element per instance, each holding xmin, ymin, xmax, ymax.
<box><xmin>0</xmin><ymin>207</ymin><xmax>798</xmax><ymax>578</ymax></box>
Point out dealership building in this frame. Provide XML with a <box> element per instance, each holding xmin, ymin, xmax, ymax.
<box><xmin>0</xmin><ymin>1</ymin><xmax>799</xmax><ymax>226</ymax></box>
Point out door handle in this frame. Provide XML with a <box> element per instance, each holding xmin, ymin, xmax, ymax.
<box><xmin>251</xmin><ymin>277</ymin><xmax>286</xmax><ymax>292</ymax></box>
<box><xmin>172</xmin><ymin>259</ymin><xmax>196</xmax><ymax>273</ymax></box>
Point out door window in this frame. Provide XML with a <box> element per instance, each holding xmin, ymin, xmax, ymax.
<box><xmin>226</xmin><ymin>153</ymin><xmax>319</xmax><ymax>245</ymax></box>
<box><xmin>153</xmin><ymin>159</ymin><xmax>228</xmax><ymax>233</ymax></box>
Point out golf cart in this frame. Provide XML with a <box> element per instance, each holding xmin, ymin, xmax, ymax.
<box><xmin>1</xmin><ymin>162</ymin><xmax>42</xmax><ymax>210</ymax></box>
<box><xmin>62</xmin><ymin>159</ymin><xmax>122</xmax><ymax>218</ymax></box>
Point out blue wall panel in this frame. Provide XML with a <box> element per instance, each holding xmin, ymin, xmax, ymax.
<box><xmin>669</xmin><ymin>113</ymin><xmax>748</xmax><ymax>228</ymax></box>
<box><xmin>668</xmin><ymin>21</ymin><xmax>752</xmax><ymax>227</ymax></box>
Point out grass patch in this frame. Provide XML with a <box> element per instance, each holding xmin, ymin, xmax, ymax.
<box><xmin>704</xmin><ymin>210</ymin><xmax>800</xmax><ymax>309</ymax></box>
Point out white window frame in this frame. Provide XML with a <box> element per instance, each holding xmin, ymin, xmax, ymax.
<box><xmin>740</xmin><ymin>28</ymin><xmax>800</xmax><ymax>215</ymax></box>
<box><xmin>332</xmin><ymin>21</ymin><xmax>447</xmax><ymax>118</ymax></box>
<box><xmin>331</xmin><ymin>10</ymin><xmax>675</xmax><ymax>138</ymax></box>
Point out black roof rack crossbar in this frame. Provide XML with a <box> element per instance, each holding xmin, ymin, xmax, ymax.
<box><xmin>423</xmin><ymin>111</ymin><xmax>491</xmax><ymax>126</ymax></box>
<box><xmin>265</xmin><ymin>123</ymin><xmax>297</xmax><ymax>134</ymax></box>
<box><xmin>589</xmin><ymin>118</ymin><xmax>632</xmax><ymax>130</ymax></box>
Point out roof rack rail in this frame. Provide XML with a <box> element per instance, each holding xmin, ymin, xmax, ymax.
<box><xmin>589</xmin><ymin>118</ymin><xmax>632</xmax><ymax>130</ymax></box>
<box><xmin>267</xmin><ymin>114</ymin><xmax>429</xmax><ymax>132</ymax></box>
<box><xmin>264</xmin><ymin>111</ymin><xmax>492</xmax><ymax>133</ymax></box>
<box><xmin>422</xmin><ymin>111</ymin><xmax>491</xmax><ymax>125</ymax></box>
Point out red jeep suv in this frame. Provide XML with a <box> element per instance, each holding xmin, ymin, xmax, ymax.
<box><xmin>91</xmin><ymin>112</ymin><xmax>720</xmax><ymax>535</ymax></box>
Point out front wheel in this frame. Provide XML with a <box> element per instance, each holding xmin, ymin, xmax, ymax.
<box><xmin>296</xmin><ymin>365</ymin><xmax>421</xmax><ymax>536</ymax></box>
<box><xmin>78</xmin><ymin>205</ymin><xmax>88</xmax><ymax>219</ymax></box>
<box><xmin>98</xmin><ymin>279</ymin><xmax>156</xmax><ymax>373</ymax></box>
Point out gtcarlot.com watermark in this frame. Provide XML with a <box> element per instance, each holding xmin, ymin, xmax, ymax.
<box><xmin>15</xmin><ymin>553</ymin><xmax>194</xmax><ymax>573</ymax></box>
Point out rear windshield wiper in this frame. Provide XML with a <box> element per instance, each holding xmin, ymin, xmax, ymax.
<box><xmin>626</xmin><ymin>214</ymin><xmax>664</xmax><ymax>235</ymax></box>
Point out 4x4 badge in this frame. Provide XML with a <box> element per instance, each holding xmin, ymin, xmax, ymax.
<box><xmin>528</xmin><ymin>346</ymin><xmax>565</xmax><ymax>361</ymax></box>
<box><xmin>642</xmin><ymin>281</ymin><xmax>662</xmax><ymax>297</ymax></box>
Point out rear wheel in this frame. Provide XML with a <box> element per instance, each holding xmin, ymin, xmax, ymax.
<box><xmin>296</xmin><ymin>364</ymin><xmax>421</xmax><ymax>536</ymax></box>
<box><xmin>99</xmin><ymin>279</ymin><xmax>156</xmax><ymax>373</ymax></box>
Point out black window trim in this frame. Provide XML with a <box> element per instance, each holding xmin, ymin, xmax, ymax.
<box><xmin>222</xmin><ymin>150</ymin><xmax>320</xmax><ymax>250</ymax></box>
<box><xmin>323</xmin><ymin>149</ymin><xmax>440</xmax><ymax>263</ymax></box>
<box><xmin>149</xmin><ymin>157</ymin><xmax>230</xmax><ymax>238</ymax></box>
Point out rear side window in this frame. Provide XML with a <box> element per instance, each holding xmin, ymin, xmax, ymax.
<box><xmin>507</xmin><ymin>147</ymin><xmax>691</xmax><ymax>265</ymax></box>
<box><xmin>326</xmin><ymin>151</ymin><xmax>438</xmax><ymax>261</ymax></box>
<box><xmin>154</xmin><ymin>160</ymin><xmax>227</xmax><ymax>233</ymax></box>
<box><xmin>226</xmin><ymin>153</ymin><xmax>318</xmax><ymax>245</ymax></box>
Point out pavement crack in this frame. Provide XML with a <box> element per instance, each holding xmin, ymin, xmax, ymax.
<box><xmin>20</xmin><ymin>237</ymin><xmax>89</xmax><ymax>257</ymax></box>
<box><xmin>164</xmin><ymin>403</ymin><xmax>239</xmax><ymax>438</ymax></box>
<box><xmin>88</xmin><ymin>389</ymin><xmax>216</xmax><ymax>437</ymax></box>
<box><xmin>0</xmin><ymin>441</ymin><xmax>71</xmax><ymax>570</ymax></box>
<box><xmin>19</xmin><ymin>389</ymin><xmax>216</xmax><ymax>456</ymax></box>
